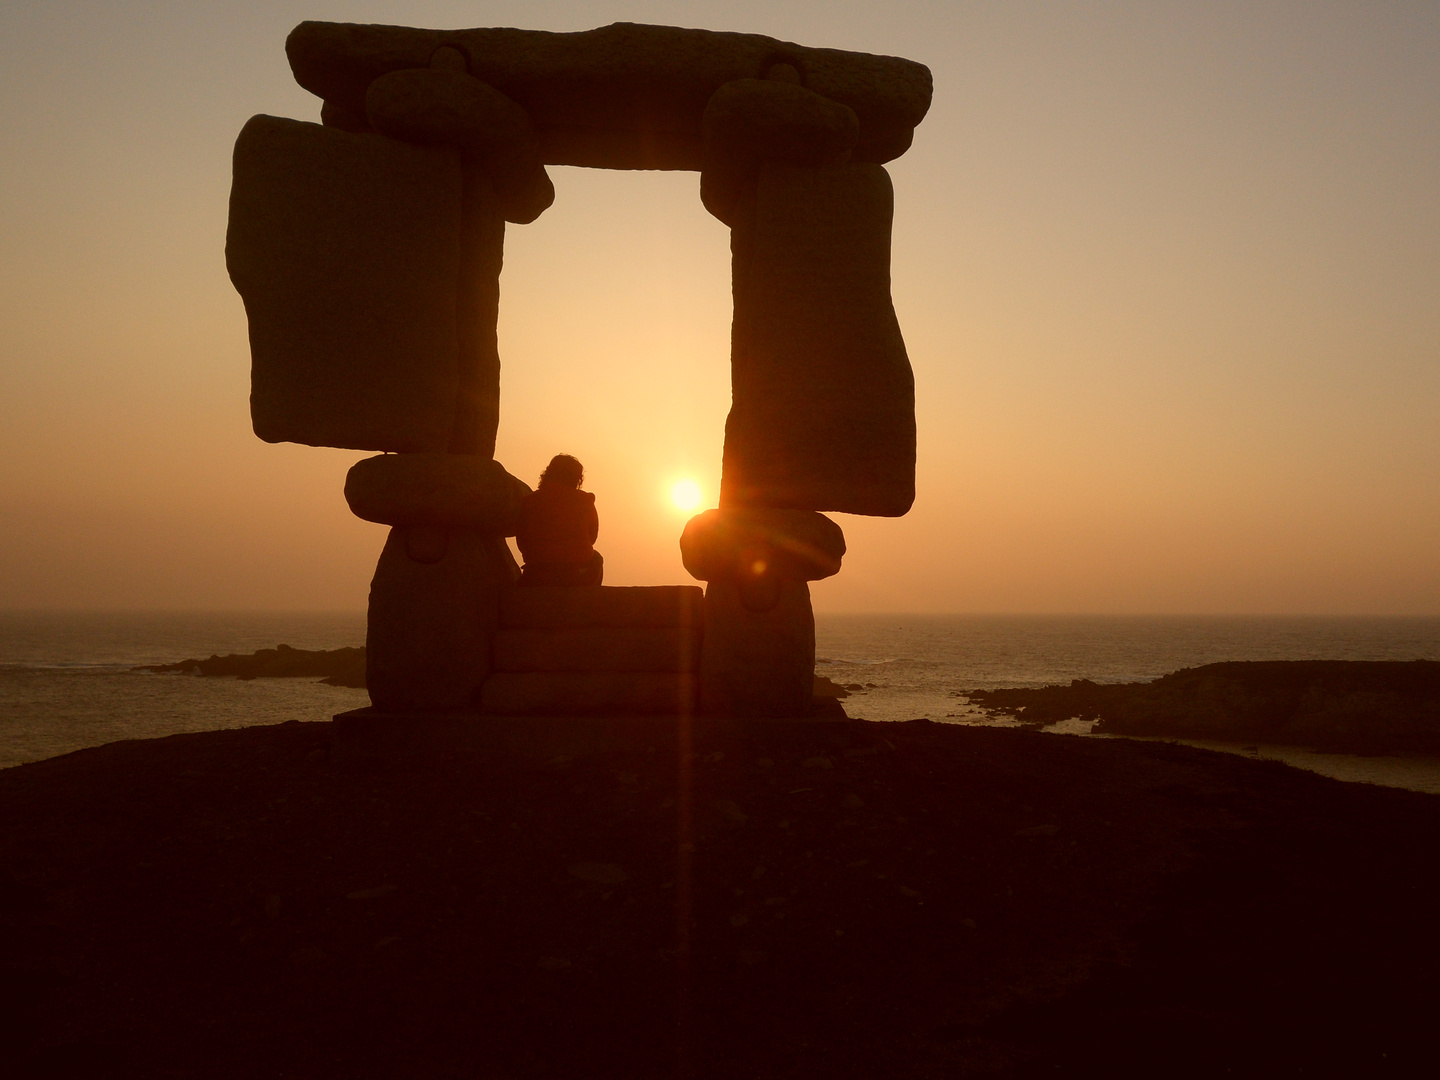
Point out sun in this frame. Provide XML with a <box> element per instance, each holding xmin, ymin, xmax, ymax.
<box><xmin>670</xmin><ymin>479</ymin><xmax>703</xmax><ymax>512</ymax></box>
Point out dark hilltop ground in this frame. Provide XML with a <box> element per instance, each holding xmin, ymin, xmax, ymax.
<box><xmin>3</xmin><ymin>708</ymin><xmax>1440</xmax><ymax>1078</ymax></box>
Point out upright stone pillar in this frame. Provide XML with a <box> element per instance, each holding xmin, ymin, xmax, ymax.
<box><xmin>699</xmin><ymin>73</ymin><xmax>914</xmax><ymax>516</ymax></box>
<box><xmin>339</xmin><ymin>53</ymin><xmax>557</xmax><ymax>709</ymax></box>
<box><xmin>723</xmin><ymin>161</ymin><xmax>915</xmax><ymax>516</ymax></box>
<box><xmin>693</xmin><ymin>71</ymin><xmax>914</xmax><ymax>716</ymax></box>
<box><xmin>364</xmin><ymin>51</ymin><xmax>555</xmax><ymax>455</ymax></box>
<box><xmin>365</xmin><ymin>527</ymin><xmax>516</xmax><ymax>710</ymax></box>
<box><xmin>698</xmin><ymin>576</ymin><xmax>816</xmax><ymax>718</ymax></box>
<box><xmin>228</xmin><ymin>52</ymin><xmax>554</xmax><ymax>714</ymax></box>
<box><xmin>346</xmin><ymin>453</ymin><xmax>531</xmax><ymax>710</ymax></box>
<box><xmin>681</xmin><ymin>508</ymin><xmax>844</xmax><ymax>717</ymax></box>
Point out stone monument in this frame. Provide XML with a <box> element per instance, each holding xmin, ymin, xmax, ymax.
<box><xmin>226</xmin><ymin>21</ymin><xmax>931</xmax><ymax>718</ymax></box>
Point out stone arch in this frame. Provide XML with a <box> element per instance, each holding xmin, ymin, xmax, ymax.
<box><xmin>226</xmin><ymin>21</ymin><xmax>932</xmax><ymax>716</ymax></box>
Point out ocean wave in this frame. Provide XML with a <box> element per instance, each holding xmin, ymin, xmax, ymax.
<box><xmin>816</xmin><ymin>657</ymin><xmax>911</xmax><ymax>667</ymax></box>
<box><xmin>0</xmin><ymin>662</ymin><xmax>138</xmax><ymax>674</ymax></box>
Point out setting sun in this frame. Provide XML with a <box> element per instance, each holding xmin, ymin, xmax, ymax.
<box><xmin>670</xmin><ymin>479</ymin><xmax>702</xmax><ymax>512</ymax></box>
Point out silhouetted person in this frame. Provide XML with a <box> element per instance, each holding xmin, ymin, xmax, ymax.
<box><xmin>516</xmin><ymin>454</ymin><xmax>603</xmax><ymax>586</ymax></box>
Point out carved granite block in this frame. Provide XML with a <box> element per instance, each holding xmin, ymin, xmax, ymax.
<box><xmin>700</xmin><ymin>576</ymin><xmax>815</xmax><ymax>718</ymax></box>
<box><xmin>499</xmin><ymin>585</ymin><xmax>704</xmax><ymax>630</ymax></box>
<box><xmin>365</xmin><ymin>67</ymin><xmax>554</xmax><ymax>224</ymax></box>
<box><xmin>450</xmin><ymin>167</ymin><xmax>505</xmax><ymax>457</ymax></box>
<box><xmin>721</xmin><ymin>162</ymin><xmax>915</xmax><ymax>516</ymax></box>
<box><xmin>481</xmin><ymin>672</ymin><xmax>698</xmax><ymax>715</ymax></box>
<box><xmin>492</xmin><ymin>627</ymin><xmax>700</xmax><ymax>673</ymax></box>
<box><xmin>344</xmin><ymin>453</ymin><xmax>531</xmax><ymax>530</ymax></box>
<box><xmin>286</xmin><ymin>21</ymin><xmax>932</xmax><ymax>170</ymax></box>
<box><xmin>680</xmin><ymin>507</ymin><xmax>844</xmax><ymax>582</ymax></box>
<box><xmin>366</xmin><ymin>526</ymin><xmax>518</xmax><ymax>711</ymax></box>
<box><xmin>227</xmin><ymin>115</ymin><xmax>463</xmax><ymax>452</ymax></box>
<box><xmin>700</xmin><ymin>78</ymin><xmax>858</xmax><ymax>226</ymax></box>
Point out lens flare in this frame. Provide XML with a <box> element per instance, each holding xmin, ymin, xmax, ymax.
<box><xmin>670</xmin><ymin>479</ymin><xmax>702</xmax><ymax>511</ymax></box>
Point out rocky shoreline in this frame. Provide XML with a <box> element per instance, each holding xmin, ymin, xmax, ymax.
<box><xmin>3</xmin><ymin>713</ymin><xmax>1438</xmax><ymax>1076</ymax></box>
<box><xmin>140</xmin><ymin>650</ymin><xmax>1440</xmax><ymax>757</ymax></box>
<box><xmin>136</xmin><ymin>643</ymin><xmax>367</xmax><ymax>688</ymax></box>
<box><xmin>968</xmin><ymin>660</ymin><xmax>1440</xmax><ymax>755</ymax></box>
<box><xmin>135</xmin><ymin>645</ymin><xmax>859</xmax><ymax>709</ymax></box>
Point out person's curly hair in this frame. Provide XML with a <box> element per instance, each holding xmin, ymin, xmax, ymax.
<box><xmin>538</xmin><ymin>454</ymin><xmax>584</xmax><ymax>489</ymax></box>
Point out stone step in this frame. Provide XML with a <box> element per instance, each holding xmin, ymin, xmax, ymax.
<box><xmin>499</xmin><ymin>585</ymin><xmax>704</xmax><ymax>629</ymax></box>
<box><xmin>493</xmin><ymin>627</ymin><xmax>700</xmax><ymax>673</ymax></box>
<box><xmin>480</xmin><ymin>672</ymin><xmax>697</xmax><ymax>715</ymax></box>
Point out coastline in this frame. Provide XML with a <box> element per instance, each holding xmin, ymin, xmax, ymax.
<box><xmin>968</xmin><ymin>660</ymin><xmax>1440</xmax><ymax>756</ymax></box>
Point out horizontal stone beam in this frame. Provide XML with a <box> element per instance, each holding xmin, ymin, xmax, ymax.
<box><xmin>287</xmin><ymin>21</ymin><xmax>932</xmax><ymax>170</ymax></box>
<box><xmin>344</xmin><ymin>453</ymin><xmax>531</xmax><ymax>531</ymax></box>
<box><xmin>680</xmin><ymin>508</ymin><xmax>845</xmax><ymax>583</ymax></box>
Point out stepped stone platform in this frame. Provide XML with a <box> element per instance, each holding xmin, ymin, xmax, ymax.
<box><xmin>498</xmin><ymin>584</ymin><xmax>703</xmax><ymax>627</ymax></box>
<box><xmin>481</xmin><ymin>585</ymin><xmax>703</xmax><ymax>715</ymax></box>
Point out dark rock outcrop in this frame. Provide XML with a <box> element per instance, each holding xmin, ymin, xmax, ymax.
<box><xmin>968</xmin><ymin>660</ymin><xmax>1440</xmax><ymax>754</ymax></box>
<box><xmin>812</xmin><ymin>674</ymin><xmax>851</xmax><ymax>699</ymax></box>
<box><xmin>137</xmin><ymin>644</ymin><xmax>367</xmax><ymax>688</ymax></box>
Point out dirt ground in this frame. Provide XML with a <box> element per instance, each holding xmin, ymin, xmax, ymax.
<box><xmin>3</xmin><ymin>712</ymin><xmax>1438</xmax><ymax>1078</ymax></box>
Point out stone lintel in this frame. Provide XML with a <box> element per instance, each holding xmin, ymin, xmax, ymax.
<box><xmin>287</xmin><ymin>21</ymin><xmax>932</xmax><ymax>170</ymax></box>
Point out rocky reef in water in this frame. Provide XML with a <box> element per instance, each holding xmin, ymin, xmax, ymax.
<box><xmin>136</xmin><ymin>644</ymin><xmax>367</xmax><ymax>688</ymax></box>
<box><xmin>968</xmin><ymin>660</ymin><xmax>1440</xmax><ymax>754</ymax></box>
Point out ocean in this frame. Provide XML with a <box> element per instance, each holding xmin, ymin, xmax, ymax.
<box><xmin>3</xmin><ymin>611</ymin><xmax>1439</xmax><ymax>792</ymax></box>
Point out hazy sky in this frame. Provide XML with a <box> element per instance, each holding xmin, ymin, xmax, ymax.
<box><xmin>2</xmin><ymin>1</ymin><xmax>1437</xmax><ymax>614</ymax></box>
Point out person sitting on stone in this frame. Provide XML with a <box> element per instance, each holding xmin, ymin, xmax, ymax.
<box><xmin>515</xmin><ymin>454</ymin><xmax>603</xmax><ymax>586</ymax></box>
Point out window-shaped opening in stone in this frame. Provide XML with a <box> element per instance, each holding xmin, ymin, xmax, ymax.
<box><xmin>493</xmin><ymin>166</ymin><xmax>732</xmax><ymax>585</ymax></box>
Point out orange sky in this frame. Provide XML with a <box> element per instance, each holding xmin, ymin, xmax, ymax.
<box><xmin>2</xmin><ymin>1</ymin><xmax>1437</xmax><ymax>614</ymax></box>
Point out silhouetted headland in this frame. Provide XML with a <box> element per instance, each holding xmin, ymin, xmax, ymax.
<box><xmin>969</xmin><ymin>660</ymin><xmax>1440</xmax><ymax>754</ymax></box>
<box><xmin>4</xmin><ymin>713</ymin><xmax>1439</xmax><ymax>1076</ymax></box>
<box><xmin>137</xmin><ymin>643</ymin><xmax>366</xmax><ymax>688</ymax></box>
